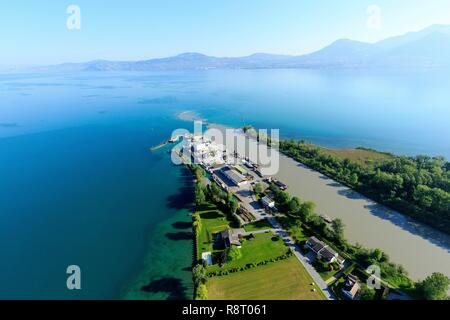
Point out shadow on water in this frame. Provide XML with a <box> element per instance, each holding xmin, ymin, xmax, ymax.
<box><xmin>364</xmin><ymin>203</ymin><xmax>450</xmax><ymax>253</ymax></box>
<box><xmin>334</xmin><ymin>186</ymin><xmax>450</xmax><ymax>252</ymax></box>
<box><xmin>298</xmin><ymin>161</ymin><xmax>450</xmax><ymax>253</ymax></box>
<box><xmin>327</xmin><ymin>182</ymin><xmax>342</xmax><ymax>188</ymax></box>
<box><xmin>337</xmin><ymin>188</ymin><xmax>366</xmax><ymax>200</ymax></box>
<box><xmin>334</xmin><ymin>187</ymin><xmax>450</xmax><ymax>251</ymax></box>
<box><xmin>166</xmin><ymin>167</ymin><xmax>195</xmax><ymax>210</ymax></box>
<box><xmin>166</xmin><ymin>231</ymin><xmax>193</xmax><ymax>241</ymax></box>
<box><xmin>141</xmin><ymin>277</ymin><xmax>188</xmax><ymax>300</ymax></box>
<box><xmin>172</xmin><ymin>221</ymin><xmax>192</xmax><ymax>229</ymax></box>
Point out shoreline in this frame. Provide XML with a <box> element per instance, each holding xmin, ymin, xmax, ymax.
<box><xmin>121</xmin><ymin>149</ymin><xmax>195</xmax><ymax>300</ymax></box>
<box><xmin>275</xmin><ymin>152</ymin><xmax>450</xmax><ymax>281</ymax></box>
<box><xmin>182</xmin><ymin>119</ymin><xmax>449</xmax><ymax>281</ymax></box>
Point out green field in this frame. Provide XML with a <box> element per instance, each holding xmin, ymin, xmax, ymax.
<box><xmin>196</xmin><ymin>204</ymin><xmax>232</xmax><ymax>258</ymax></box>
<box><xmin>207</xmin><ymin>257</ymin><xmax>326</xmax><ymax>300</ymax></box>
<box><xmin>319</xmin><ymin>146</ymin><xmax>393</xmax><ymax>166</ymax></box>
<box><xmin>207</xmin><ymin>232</ymin><xmax>289</xmax><ymax>273</ymax></box>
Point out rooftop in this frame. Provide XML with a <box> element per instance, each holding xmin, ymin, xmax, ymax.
<box><xmin>220</xmin><ymin>228</ymin><xmax>245</xmax><ymax>247</ymax></box>
<box><xmin>222</xmin><ymin>167</ymin><xmax>247</xmax><ymax>185</ymax></box>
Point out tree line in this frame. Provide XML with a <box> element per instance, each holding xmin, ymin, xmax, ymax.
<box><xmin>190</xmin><ymin>164</ymin><xmax>241</xmax><ymax>300</ymax></box>
<box><xmin>279</xmin><ymin>140</ymin><xmax>450</xmax><ymax>234</ymax></box>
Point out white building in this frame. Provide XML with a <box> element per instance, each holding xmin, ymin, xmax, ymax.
<box><xmin>261</xmin><ymin>196</ymin><xmax>275</xmax><ymax>208</ymax></box>
<box><xmin>187</xmin><ymin>136</ymin><xmax>225</xmax><ymax>167</ymax></box>
<box><xmin>222</xmin><ymin>168</ymin><xmax>248</xmax><ymax>187</ymax></box>
<box><xmin>201</xmin><ymin>252</ymin><xmax>213</xmax><ymax>266</ymax></box>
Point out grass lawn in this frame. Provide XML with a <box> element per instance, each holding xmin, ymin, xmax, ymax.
<box><xmin>207</xmin><ymin>257</ymin><xmax>325</xmax><ymax>300</ymax></box>
<box><xmin>318</xmin><ymin>268</ymin><xmax>341</xmax><ymax>281</ymax></box>
<box><xmin>196</xmin><ymin>203</ymin><xmax>232</xmax><ymax>258</ymax></box>
<box><xmin>276</xmin><ymin>215</ymin><xmax>311</xmax><ymax>242</ymax></box>
<box><xmin>207</xmin><ymin>232</ymin><xmax>289</xmax><ymax>273</ymax></box>
<box><xmin>319</xmin><ymin>146</ymin><xmax>393</xmax><ymax>166</ymax></box>
<box><xmin>313</xmin><ymin>260</ymin><xmax>344</xmax><ymax>281</ymax></box>
<box><xmin>243</xmin><ymin>219</ymin><xmax>272</xmax><ymax>232</ymax></box>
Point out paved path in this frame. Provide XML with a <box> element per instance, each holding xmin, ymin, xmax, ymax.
<box><xmin>267</xmin><ymin>217</ymin><xmax>336</xmax><ymax>300</ymax></box>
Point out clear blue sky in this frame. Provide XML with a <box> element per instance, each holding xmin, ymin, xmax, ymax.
<box><xmin>1</xmin><ymin>0</ymin><xmax>450</xmax><ymax>65</ymax></box>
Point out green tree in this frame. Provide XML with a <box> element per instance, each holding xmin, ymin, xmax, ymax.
<box><xmin>229</xmin><ymin>198</ymin><xmax>239</xmax><ymax>214</ymax></box>
<box><xmin>227</xmin><ymin>246</ymin><xmax>242</xmax><ymax>261</ymax></box>
<box><xmin>418</xmin><ymin>272</ymin><xmax>450</xmax><ymax>300</ymax></box>
<box><xmin>288</xmin><ymin>197</ymin><xmax>302</xmax><ymax>214</ymax></box>
<box><xmin>253</xmin><ymin>182</ymin><xmax>265</xmax><ymax>196</ymax></box>
<box><xmin>279</xmin><ymin>139</ymin><xmax>450</xmax><ymax>234</ymax></box>
<box><xmin>299</xmin><ymin>201</ymin><xmax>316</xmax><ymax>222</ymax></box>
<box><xmin>192</xmin><ymin>264</ymin><xmax>206</xmax><ymax>285</ymax></box>
<box><xmin>195</xmin><ymin>184</ymin><xmax>206</xmax><ymax>206</ymax></box>
<box><xmin>209</xmin><ymin>184</ymin><xmax>223</xmax><ymax>203</ymax></box>
<box><xmin>226</xmin><ymin>192</ymin><xmax>233</xmax><ymax>205</ymax></box>
<box><xmin>196</xmin><ymin>283</ymin><xmax>208</xmax><ymax>300</ymax></box>
<box><xmin>331</xmin><ymin>218</ymin><xmax>345</xmax><ymax>242</ymax></box>
<box><xmin>193</xmin><ymin>220</ymin><xmax>202</xmax><ymax>235</ymax></box>
<box><xmin>350</xmin><ymin>173</ymin><xmax>359</xmax><ymax>185</ymax></box>
<box><xmin>278</xmin><ymin>191</ymin><xmax>290</xmax><ymax>206</ymax></box>
<box><xmin>359</xmin><ymin>284</ymin><xmax>376</xmax><ymax>300</ymax></box>
<box><xmin>194</xmin><ymin>166</ymin><xmax>205</xmax><ymax>183</ymax></box>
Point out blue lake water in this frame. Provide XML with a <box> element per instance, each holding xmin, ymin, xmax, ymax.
<box><xmin>0</xmin><ymin>69</ymin><xmax>449</xmax><ymax>299</ymax></box>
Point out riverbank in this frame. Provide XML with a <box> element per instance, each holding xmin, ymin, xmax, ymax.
<box><xmin>275</xmin><ymin>154</ymin><xmax>450</xmax><ymax>282</ymax></box>
<box><xmin>203</xmin><ymin>123</ymin><xmax>450</xmax><ymax>282</ymax></box>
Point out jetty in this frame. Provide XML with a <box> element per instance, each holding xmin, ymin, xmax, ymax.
<box><xmin>149</xmin><ymin>135</ymin><xmax>182</xmax><ymax>151</ymax></box>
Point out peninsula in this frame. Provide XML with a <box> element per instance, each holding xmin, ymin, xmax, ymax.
<box><xmin>171</xmin><ymin>123</ymin><xmax>449</xmax><ymax>300</ymax></box>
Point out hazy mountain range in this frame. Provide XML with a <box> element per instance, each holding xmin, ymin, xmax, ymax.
<box><xmin>40</xmin><ymin>24</ymin><xmax>450</xmax><ymax>71</ymax></box>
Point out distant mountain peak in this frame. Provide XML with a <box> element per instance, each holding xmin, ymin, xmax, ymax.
<box><xmin>175</xmin><ymin>52</ymin><xmax>209</xmax><ymax>58</ymax></box>
<box><xmin>424</xmin><ymin>24</ymin><xmax>450</xmax><ymax>33</ymax></box>
<box><xmin>38</xmin><ymin>24</ymin><xmax>450</xmax><ymax>72</ymax></box>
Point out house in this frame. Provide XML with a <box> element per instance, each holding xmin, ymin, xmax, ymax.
<box><xmin>337</xmin><ymin>256</ymin><xmax>346</xmax><ymax>265</ymax></box>
<box><xmin>222</xmin><ymin>167</ymin><xmax>248</xmax><ymax>187</ymax></box>
<box><xmin>261</xmin><ymin>196</ymin><xmax>275</xmax><ymax>208</ymax></box>
<box><xmin>220</xmin><ymin>229</ymin><xmax>245</xmax><ymax>248</ymax></box>
<box><xmin>306</xmin><ymin>237</ymin><xmax>326</xmax><ymax>253</ymax></box>
<box><xmin>342</xmin><ymin>274</ymin><xmax>361</xmax><ymax>300</ymax></box>
<box><xmin>305</xmin><ymin>237</ymin><xmax>341</xmax><ymax>264</ymax></box>
<box><xmin>201</xmin><ymin>252</ymin><xmax>213</xmax><ymax>266</ymax></box>
<box><xmin>318</xmin><ymin>246</ymin><xmax>339</xmax><ymax>263</ymax></box>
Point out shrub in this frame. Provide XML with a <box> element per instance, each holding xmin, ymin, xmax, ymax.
<box><xmin>196</xmin><ymin>284</ymin><xmax>208</xmax><ymax>300</ymax></box>
<box><xmin>227</xmin><ymin>246</ymin><xmax>242</xmax><ymax>261</ymax></box>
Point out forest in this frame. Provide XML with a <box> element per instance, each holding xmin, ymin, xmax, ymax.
<box><xmin>279</xmin><ymin>140</ymin><xmax>450</xmax><ymax>234</ymax></box>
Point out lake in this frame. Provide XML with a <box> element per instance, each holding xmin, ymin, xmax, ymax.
<box><xmin>0</xmin><ymin>69</ymin><xmax>449</xmax><ymax>298</ymax></box>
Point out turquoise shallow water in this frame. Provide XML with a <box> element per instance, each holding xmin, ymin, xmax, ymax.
<box><xmin>0</xmin><ymin>69</ymin><xmax>449</xmax><ymax>299</ymax></box>
<box><xmin>0</xmin><ymin>124</ymin><xmax>194</xmax><ymax>299</ymax></box>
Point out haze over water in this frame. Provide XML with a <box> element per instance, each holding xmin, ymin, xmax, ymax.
<box><xmin>0</xmin><ymin>69</ymin><xmax>449</xmax><ymax>298</ymax></box>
